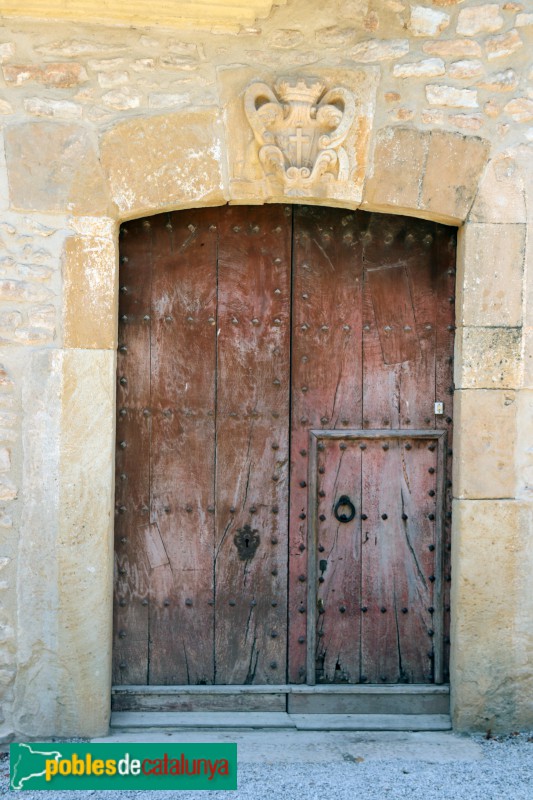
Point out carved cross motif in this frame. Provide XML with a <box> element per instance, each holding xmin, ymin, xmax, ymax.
<box><xmin>244</xmin><ymin>77</ymin><xmax>356</xmax><ymax>194</ymax></box>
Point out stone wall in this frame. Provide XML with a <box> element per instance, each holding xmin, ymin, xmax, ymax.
<box><xmin>0</xmin><ymin>0</ymin><xmax>531</xmax><ymax>739</ymax></box>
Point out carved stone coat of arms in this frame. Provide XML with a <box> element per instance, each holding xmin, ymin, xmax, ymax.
<box><xmin>244</xmin><ymin>77</ymin><xmax>356</xmax><ymax>195</ymax></box>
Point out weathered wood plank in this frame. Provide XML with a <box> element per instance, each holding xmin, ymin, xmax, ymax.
<box><xmin>214</xmin><ymin>205</ymin><xmax>291</xmax><ymax>684</ymax></box>
<box><xmin>148</xmin><ymin>210</ymin><xmax>218</xmax><ymax>684</ymax></box>
<box><xmin>314</xmin><ymin>437</ymin><xmax>361</xmax><ymax>684</ymax></box>
<box><xmin>114</xmin><ymin>218</ymin><xmax>153</xmax><ymax>685</ymax></box>
<box><xmin>290</xmin><ymin>206</ymin><xmax>363</xmax><ymax>682</ymax></box>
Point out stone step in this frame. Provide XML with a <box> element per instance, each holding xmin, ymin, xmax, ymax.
<box><xmin>110</xmin><ymin>711</ymin><xmax>452</xmax><ymax>731</ymax></box>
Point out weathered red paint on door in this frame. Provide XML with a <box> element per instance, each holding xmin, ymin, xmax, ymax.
<box><xmin>114</xmin><ymin>205</ymin><xmax>455</xmax><ymax>686</ymax></box>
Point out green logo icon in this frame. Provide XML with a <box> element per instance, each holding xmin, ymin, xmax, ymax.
<box><xmin>10</xmin><ymin>742</ymin><xmax>237</xmax><ymax>791</ymax></box>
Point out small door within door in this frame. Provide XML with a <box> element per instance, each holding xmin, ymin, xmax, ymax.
<box><xmin>308</xmin><ymin>431</ymin><xmax>445</xmax><ymax>685</ymax></box>
<box><xmin>113</xmin><ymin>205</ymin><xmax>455</xmax><ymax>687</ymax></box>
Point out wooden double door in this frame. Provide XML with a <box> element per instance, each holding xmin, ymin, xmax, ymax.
<box><xmin>114</xmin><ymin>204</ymin><xmax>455</xmax><ymax>687</ymax></box>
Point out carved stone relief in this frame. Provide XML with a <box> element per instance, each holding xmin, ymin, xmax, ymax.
<box><xmin>244</xmin><ymin>78</ymin><xmax>356</xmax><ymax>195</ymax></box>
<box><xmin>220</xmin><ymin>67</ymin><xmax>379</xmax><ymax>205</ymax></box>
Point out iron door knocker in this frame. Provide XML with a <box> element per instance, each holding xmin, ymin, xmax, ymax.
<box><xmin>334</xmin><ymin>495</ymin><xmax>356</xmax><ymax>523</ymax></box>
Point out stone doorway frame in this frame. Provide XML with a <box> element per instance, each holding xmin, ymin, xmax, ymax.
<box><xmin>15</xmin><ymin>108</ymin><xmax>531</xmax><ymax>738</ymax></box>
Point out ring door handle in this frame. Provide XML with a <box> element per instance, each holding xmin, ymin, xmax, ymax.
<box><xmin>334</xmin><ymin>495</ymin><xmax>356</xmax><ymax>523</ymax></box>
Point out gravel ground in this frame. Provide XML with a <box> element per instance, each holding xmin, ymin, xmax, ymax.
<box><xmin>1</xmin><ymin>732</ymin><xmax>532</xmax><ymax>799</ymax></box>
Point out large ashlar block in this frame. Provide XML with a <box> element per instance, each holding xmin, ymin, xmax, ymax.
<box><xmin>451</xmin><ymin>499</ymin><xmax>533</xmax><ymax>731</ymax></box>
<box><xmin>453</xmin><ymin>389</ymin><xmax>516</xmax><ymax>499</ymax></box>
<box><xmin>457</xmin><ymin>223</ymin><xmax>525</xmax><ymax>327</ymax></box>
<box><xmin>15</xmin><ymin>349</ymin><xmax>115</xmax><ymax>737</ymax></box>
<box><xmin>4</xmin><ymin>122</ymin><xmax>112</xmax><ymax>215</ymax></box>
<box><xmin>515</xmin><ymin>390</ymin><xmax>533</xmax><ymax>499</ymax></box>
<box><xmin>220</xmin><ymin>65</ymin><xmax>379</xmax><ymax>207</ymax></box>
<box><xmin>363</xmin><ymin>127</ymin><xmax>490</xmax><ymax>223</ymax></box>
<box><xmin>63</xmin><ymin>233</ymin><xmax>117</xmax><ymax>349</ymax></box>
<box><xmin>469</xmin><ymin>152</ymin><xmax>527</xmax><ymax>223</ymax></box>
<box><xmin>99</xmin><ymin>109</ymin><xmax>227</xmax><ymax>218</ymax></box>
<box><xmin>454</xmin><ymin>326</ymin><xmax>522</xmax><ymax>389</ymax></box>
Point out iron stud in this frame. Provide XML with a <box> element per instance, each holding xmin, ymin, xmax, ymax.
<box><xmin>250</xmin><ymin>506</ymin><xmax>257</xmax><ymax>514</ymax></box>
<box><xmin>402</xmin><ymin>607</ymin><xmax>408</xmax><ymax>614</ymax></box>
<box><xmin>339</xmin><ymin>442</ymin><xmax>347</xmax><ymax>450</ymax></box>
<box><xmin>299</xmin><ymin>480</ymin><xmax>307</xmax><ymax>488</ymax></box>
<box><xmin>361</xmin><ymin>514</ymin><xmax>368</xmax><ymax>520</ymax></box>
<box><xmin>272</xmin><ymin>474</ymin><xmax>279</xmax><ymax>482</ymax></box>
<box><xmin>428</xmin><ymin>607</ymin><xmax>434</xmax><ymax>614</ymax></box>
<box><xmin>381</xmin><ymin>607</ymin><xmax>387</xmax><ymax>613</ymax></box>
<box><xmin>299</xmin><ymin>513</ymin><xmax>306</xmax><ymax>520</ymax></box>
<box><xmin>274</xmin><ymin>288</ymin><xmax>281</xmax><ymax>295</ymax></box>
<box><xmin>319</xmin><ymin>514</ymin><xmax>326</xmax><ymax>522</ymax></box>
<box><xmin>185</xmin><ymin>599</ymin><xmax>193</xmax><ymax>606</ymax></box>
<box><xmin>143</xmin><ymin>315</ymin><xmax>150</xmax><ymax>321</ymax></box>
<box><xmin>298</xmin><ymin>636</ymin><xmax>305</xmax><ymax>643</ymax></box>
<box><xmin>298</xmin><ymin>574</ymin><xmax>306</xmax><ymax>583</ymax></box>
<box><xmin>271</xmin><ymin>601</ymin><xmax>278</xmax><ymax>607</ymax></box>
<box><xmin>429</xmin><ymin>544</ymin><xmax>435</xmax><ymax>551</ymax></box>
<box><xmin>119</xmin><ymin>344</ymin><xmax>128</xmax><ymax>353</ymax></box>
<box><xmin>339</xmin><ymin>606</ymin><xmax>346</xmax><ymax>613</ymax></box>
<box><xmin>428</xmin><ymin>513</ymin><xmax>435</xmax><ymax>521</ymax></box>
<box><xmin>402</xmin><ymin>513</ymin><xmax>408</xmax><ymax>520</ymax></box>
<box><xmin>119</xmin><ymin>408</ymin><xmax>127</xmax><ymax>417</ymax></box>
<box><xmin>229</xmin><ymin>600</ymin><xmax>236</xmax><ymax>606</ymax></box>
<box><xmin>208</xmin><ymin>317</ymin><xmax>215</xmax><ymax>325</ymax></box>
<box><xmin>271</xmin><ymin>568</ymin><xmax>278</xmax><ymax>576</ymax></box>
<box><xmin>270</xmin><ymin>661</ymin><xmax>277</xmax><ymax>669</ymax></box>
<box><xmin>164</xmin><ymin>600</ymin><xmax>170</xmax><ymax>606</ymax></box>
<box><xmin>119</xmin><ymin>441</ymin><xmax>127</xmax><ymax>449</ymax></box>
<box><xmin>186</xmin><ymin>506</ymin><xmax>193</xmax><ymax>513</ymax></box>
<box><xmin>428</xmin><ymin>629</ymin><xmax>434</xmax><ymax>637</ymax></box>
<box><xmin>119</xmin><ymin>630</ymin><xmax>127</xmax><ymax>638</ymax></box>
<box><xmin>429</xmin><ymin>575</ymin><xmax>436</xmax><ymax>582</ymax></box>
<box><xmin>318</xmin><ymin>490</ymin><xmax>326</xmax><ymax>498</ymax></box>
<box><xmin>381</xmin><ymin>513</ymin><xmax>388</xmax><ymax>520</ymax></box>
<box><xmin>207</xmin><ymin>505</ymin><xmax>215</xmax><ymax>513</ymax></box>
<box><xmin>271</xmin><ymin>631</ymin><xmax>278</xmax><ymax>638</ymax></box>
<box><xmin>405</xmin><ymin>443</ymin><xmax>412</xmax><ymax>450</ymax></box>
<box><xmin>360</xmin><ymin>443</ymin><xmax>367</xmax><ymax>450</ymax></box>
<box><xmin>271</xmin><ymin>506</ymin><xmax>279</xmax><ymax>514</ymax></box>
<box><xmin>273</xmin><ymin>318</ymin><xmax>281</xmax><ymax>326</ymax></box>
<box><xmin>251</xmin><ymin>600</ymin><xmax>257</xmax><ymax>606</ymax></box>
<box><xmin>119</xmin><ymin>599</ymin><xmax>126</xmax><ymax>607</ymax></box>
<box><xmin>318</xmin><ymin>467</ymin><xmax>325</xmax><ymax>474</ymax></box>
<box><xmin>119</xmin><ymin>377</ymin><xmax>127</xmax><ymax>386</ymax></box>
<box><xmin>271</xmin><ymin>536</ymin><xmax>279</xmax><ymax>544</ymax></box>
<box><xmin>320</xmin><ymin>417</ymin><xmax>328</xmax><ymax>424</ymax></box>
<box><xmin>142</xmin><ymin>599</ymin><xmax>148</xmax><ymax>606</ymax></box>
<box><xmin>273</xmin><ymin>378</ymin><xmax>281</xmax><ymax>386</ymax></box>
<box><xmin>361</xmin><ymin>606</ymin><xmax>368</xmax><ymax>613</ymax></box>
<box><xmin>299</xmin><ymin>543</ymin><xmax>305</xmax><ymax>552</ymax></box>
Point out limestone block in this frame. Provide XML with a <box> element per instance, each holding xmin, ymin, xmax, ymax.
<box><xmin>485</xmin><ymin>29</ymin><xmax>522</xmax><ymax>60</ymax></box>
<box><xmin>408</xmin><ymin>6</ymin><xmax>450</xmax><ymax>36</ymax></box>
<box><xmin>363</xmin><ymin>127</ymin><xmax>427</xmax><ymax>216</ymax></box>
<box><xmin>453</xmin><ymin>389</ymin><xmax>516</xmax><ymax>499</ymax></box>
<box><xmin>469</xmin><ymin>154</ymin><xmax>527</xmax><ymax>223</ymax></box>
<box><xmin>447</xmin><ymin>60</ymin><xmax>484</xmax><ymax>80</ymax></box>
<box><xmin>393</xmin><ymin>59</ymin><xmax>445</xmax><ymax>78</ymax></box>
<box><xmin>0</xmin><ymin>43</ymin><xmax>15</xmax><ymax>63</ymax></box>
<box><xmin>456</xmin><ymin>4</ymin><xmax>503</xmax><ymax>36</ymax></box>
<box><xmin>15</xmin><ymin>348</ymin><xmax>115</xmax><ymax>738</ymax></box>
<box><xmin>454</xmin><ymin>327</ymin><xmax>522</xmax><ymax>389</ymax></box>
<box><xmin>504</xmin><ymin>98</ymin><xmax>533</xmax><ymax>123</ymax></box>
<box><xmin>23</xmin><ymin>97</ymin><xmax>82</xmax><ymax>119</ymax></box>
<box><xmin>425</xmin><ymin>85</ymin><xmax>478</xmax><ymax>108</ymax></box>
<box><xmin>457</xmin><ymin>223</ymin><xmax>525</xmax><ymax>326</ymax></box>
<box><xmin>516</xmin><ymin>13</ymin><xmax>533</xmax><ymax>27</ymax></box>
<box><xmin>348</xmin><ymin>39</ymin><xmax>409</xmax><ymax>62</ymax></box>
<box><xmin>477</xmin><ymin>69</ymin><xmax>518</xmax><ymax>92</ymax></box>
<box><xmin>63</xmin><ymin>234</ymin><xmax>117</xmax><ymax>350</ymax></box>
<box><xmin>363</xmin><ymin>127</ymin><xmax>490</xmax><ymax>223</ymax></box>
<box><xmin>3</xmin><ymin>63</ymin><xmax>88</xmax><ymax>88</ymax></box>
<box><xmin>525</xmin><ymin>329</ymin><xmax>533</xmax><ymax>388</ymax></box>
<box><xmin>99</xmin><ymin>109</ymin><xmax>227</xmax><ymax>217</ymax></box>
<box><xmin>451</xmin><ymin>499</ymin><xmax>533</xmax><ymax>731</ymax></box>
<box><xmin>4</xmin><ymin>122</ymin><xmax>112</xmax><ymax>215</ymax></box>
<box><xmin>515</xmin><ymin>390</ymin><xmax>533</xmax><ymax>498</ymax></box>
<box><xmin>423</xmin><ymin>39</ymin><xmax>482</xmax><ymax>57</ymax></box>
<box><xmin>220</xmin><ymin>66</ymin><xmax>379</xmax><ymax>207</ymax></box>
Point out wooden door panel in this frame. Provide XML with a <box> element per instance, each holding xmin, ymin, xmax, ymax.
<box><xmin>148</xmin><ymin>210</ymin><xmax>218</xmax><ymax>684</ymax></box>
<box><xmin>360</xmin><ymin>435</ymin><xmax>441</xmax><ymax>684</ymax></box>
<box><xmin>289</xmin><ymin>206</ymin><xmax>364</xmax><ymax>683</ymax></box>
<box><xmin>114</xmin><ymin>220</ymin><xmax>156</xmax><ymax>684</ymax></box>
<box><xmin>314</xmin><ymin>437</ymin><xmax>362</xmax><ymax>683</ymax></box>
<box><xmin>214</xmin><ymin>205</ymin><xmax>291</xmax><ymax>684</ymax></box>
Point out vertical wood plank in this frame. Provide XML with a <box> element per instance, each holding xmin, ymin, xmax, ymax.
<box><xmin>314</xmin><ymin>437</ymin><xmax>361</xmax><ymax>683</ymax></box>
<box><xmin>435</xmin><ymin>227</ymin><xmax>456</xmax><ymax>683</ymax></box>
<box><xmin>214</xmin><ymin>205</ymin><xmax>291</xmax><ymax>684</ymax></box>
<box><xmin>289</xmin><ymin>206</ymin><xmax>364</xmax><ymax>682</ymax></box>
<box><xmin>360</xmin><ymin>436</ymin><xmax>437</xmax><ymax>683</ymax></box>
<box><xmin>113</xmin><ymin>219</ymin><xmax>153</xmax><ymax>684</ymax></box>
<box><xmin>148</xmin><ymin>209</ymin><xmax>218</xmax><ymax>684</ymax></box>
